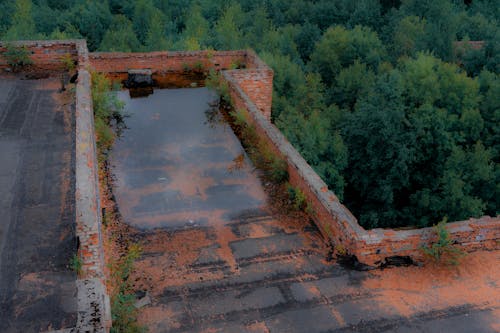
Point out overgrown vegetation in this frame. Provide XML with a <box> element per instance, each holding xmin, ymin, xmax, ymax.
<box><xmin>109</xmin><ymin>243</ymin><xmax>146</xmax><ymax>333</ymax></box>
<box><xmin>91</xmin><ymin>72</ymin><xmax>124</xmax><ymax>161</ymax></box>
<box><xmin>205</xmin><ymin>69</ymin><xmax>231</xmax><ymax>104</ymax></box>
<box><xmin>69</xmin><ymin>253</ymin><xmax>82</xmax><ymax>276</ymax></box>
<box><xmin>61</xmin><ymin>53</ymin><xmax>75</xmax><ymax>72</ymax></box>
<box><xmin>422</xmin><ymin>218</ymin><xmax>466</xmax><ymax>265</ymax></box>
<box><xmin>2</xmin><ymin>43</ymin><xmax>33</xmax><ymax>71</ymax></box>
<box><xmin>4</xmin><ymin>0</ymin><xmax>498</xmax><ymax>229</ymax></box>
<box><xmin>287</xmin><ymin>185</ymin><xmax>308</xmax><ymax>211</ymax></box>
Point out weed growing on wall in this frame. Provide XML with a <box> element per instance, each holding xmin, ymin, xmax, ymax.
<box><xmin>61</xmin><ymin>53</ymin><xmax>76</xmax><ymax>72</ymax></box>
<box><xmin>109</xmin><ymin>243</ymin><xmax>146</xmax><ymax>333</ymax></box>
<box><xmin>422</xmin><ymin>218</ymin><xmax>466</xmax><ymax>265</ymax></box>
<box><xmin>91</xmin><ymin>72</ymin><xmax>124</xmax><ymax>160</ymax></box>
<box><xmin>69</xmin><ymin>254</ymin><xmax>82</xmax><ymax>276</ymax></box>
<box><xmin>287</xmin><ymin>185</ymin><xmax>308</xmax><ymax>211</ymax></box>
<box><xmin>2</xmin><ymin>43</ymin><xmax>33</xmax><ymax>72</ymax></box>
<box><xmin>229</xmin><ymin>108</ymin><xmax>289</xmax><ymax>184</ymax></box>
<box><xmin>205</xmin><ymin>69</ymin><xmax>230</xmax><ymax>104</ymax></box>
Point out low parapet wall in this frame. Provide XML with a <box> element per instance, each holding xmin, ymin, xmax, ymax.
<box><xmin>0</xmin><ymin>39</ymin><xmax>80</xmax><ymax>70</ymax></box>
<box><xmin>0</xmin><ymin>40</ymin><xmax>111</xmax><ymax>332</ymax></box>
<box><xmin>89</xmin><ymin>50</ymin><xmax>274</xmax><ymax>120</ymax></box>
<box><xmin>222</xmin><ymin>64</ymin><xmax>500</xmax><ymax>267</ymax></box>
<box><xmin>2</xmin><ymin>40</ymin><xmax>497</xmax><ymax>275</ymax></box>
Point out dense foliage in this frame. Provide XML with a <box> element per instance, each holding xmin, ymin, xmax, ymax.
<box><xmin>3</xmin><ymin>0</ymin><xmax>498</xmax><ymax>228</ymax></box>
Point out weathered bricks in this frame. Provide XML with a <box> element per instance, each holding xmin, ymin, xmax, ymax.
<box><xmin>0</xmin><ymin>40</ymin><xmax>111</xmax><ymax>333</ymax></box>
<box><xmin>222</xmin><ymin>59</ymin><xmax>500</xmax><ymax>267</ymax></box>
<box><xmin>88</xmin><ymin>49</ymin><xmax>274</xmax><ymax>120</ymax></box>
<box><xmin>0</xmin><ymin>40</ymin><xmax>79</xmax><ymax>71</ymax></box>
<box><xmin>2</xmin><ymin>40</ymin><xmax>497</xmax><ymax>277</ymax></box>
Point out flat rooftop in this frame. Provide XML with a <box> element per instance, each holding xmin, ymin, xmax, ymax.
<box><xmin>110</xmin><ymin>86</ymin><xmax>500</xmax><ymax>333</ymax></box>
<box><xmin>0</xmin><ymin>75</ymin><xmax>77</xmax><ymax>332</ymax></box>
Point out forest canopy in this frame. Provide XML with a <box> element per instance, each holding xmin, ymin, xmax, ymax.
<box><xmin>2</xmin><ymin>0</ymin><xmax>498</xmax><ymax>229</ymax></box>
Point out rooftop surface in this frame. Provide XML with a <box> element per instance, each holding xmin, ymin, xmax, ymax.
<box><xmin>0</xmin><ymin>75</ymin><xmax>77</xmax><ymax>332</ymax></box>
<box><xmin>109</xmin><ymin>86</ymin><xmax>500</xmax><ymax>333</ymax></box>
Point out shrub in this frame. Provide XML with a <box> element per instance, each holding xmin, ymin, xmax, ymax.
<box><xmin>61</xmin><ymin>53</ymin><xmax>76</xmax><ymax>72</ymax></box>
<box><xmin>69</xmin><ymin>253</ymin><xmax>82</xmax><ymax>275</ymax></box>
<box><xmin>2</xmin><ymin>44</ymin><xmax>33</xmax><ymax>72</ymax></box>
<box><xmin>109</xmin><ymin>243</ymin><xmax>146</xmax><ymax>333</ymax></box>
<box><xmin>422</xmin><ymin>218</ymin><xmax>466</xmax><ymax>265</ymax></box>
<box><xmin>287</xmin><ymin>184</ymin><xmax>308</xmax><ymax>211</ymax></box>
<box><xmin>91</xmin><ymin>72</ymin><xmax>124</xmax><ymax>156</ymax></box>
<box><xmin>194</xmin><ymin>60</ymin><xmax>204</xmax><ymax>72</ymax></box>
<box><xmin>182</xmin><ymin>62</ymin><xmax>190</xmax><ymax>72</ymax></box>
<box><xmin>205</xmin><ymin>69</ymin><xmax>230</xmax><ymax>103</ymax></box>
<box><xmin>267</xmin><ymin>156</ymin><xmax>289</xmax><ymax>183</ymax></box>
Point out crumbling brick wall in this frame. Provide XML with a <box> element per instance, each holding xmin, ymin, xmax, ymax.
<box><xmin>222</xmin><ymin>59</ymin><xmax>500</xmax><ymax>267</ymax></box>
<box><xmin>89</xmin><ymin>50</ymin><xmax>274</xmax><ymax>120</ymax></box>
<box><xmin>0</xmin><ymin>40</ymin><xmax>79</xmax><ymax>71</ymax></box>
<box><xmin>3</xmin><ymin>39</ymin><xmax>496</xmax><ymax>274</ymax></box>
<box><xmin>0</xmin><ymin>39</ymin><xmax>111</xmax><ymax>332</ymax></box>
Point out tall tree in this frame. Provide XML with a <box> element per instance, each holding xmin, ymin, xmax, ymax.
<box><xmin>144</xmin><ymin>10</ymin><xmax>170</xmax><ymax>51</ymax></box>
<box><xmin>99</xmin><ymin>15</ymin><xmax>140</xmax><ymax>52</ymax></box>
<box><xmin>310</xmin><ymin>25</ymin><xmax>386</xmax><ymax>86</ymax></box>
<box><xmin>4</xmin><ymin>0</ymin><xmax>37</xmax><ymax>40</ymax></box>
<box><xmin>179</xmin><ymin>4</ymin><xmax>210</xmax><ymax>51</ymax></box>
<box><xmin>213</xmin><ymin>3</ymin><xmax>244</xmax><ymax>50</ymax></box>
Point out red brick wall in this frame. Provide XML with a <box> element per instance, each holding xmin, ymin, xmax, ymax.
<box><xmin>0</xmin><ymin>40</ymin><xmax>79</xmax><ymax>70</ymax></box>
<box><xmin>12</xmin><ymin>42</ymin><xmax>494</xmax><ymax>267</ymax></box>
<box><xmin>223</xmin><ymin>68</ymin><xmax>500</xmax><ymax>266</ymax></box>
<box><xmin>226</xmin><ymin>69</ymin><xmax>273</xmax><ymax>120</ymax></box>
<box><xmin>88</xmin><ymin>50</ymin><xmax>274</xmax><ymax>120</ymax></box>
<box><xmin>89</xmin><ymin>50</ymin><xmax>246</xmax><ymax>73</ymax></box>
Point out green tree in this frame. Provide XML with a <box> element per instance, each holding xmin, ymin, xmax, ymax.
<box><xmin>392</xmin><ymin>15</ymin><xmax>427</xmax><ymax>58</ymax></box>
<box><xmin>439</xmin><ymin>143</ymin><xmax>494</xmax><ymax>221</ymax></box>
<box><xmin>143</xmin><ymin>10</ymin><xmax>170</xmax><ymax>51</ymax></box>
<box><xmin>310</xmin><ymin>25</ymin><xmax>386</xmax><ymax>86</ymax></box>
<box><xmin>330</xmin><ymin>60</ymin><xmax>376</xmax><ymax>109</ymax></box>
<box><xmin>179</xmin><ymin>4</ymin><xmax>210</xmax><ymax>51</ymax></box>
<box><xmin>132</xmin><ymin>0</ymin><xmax>162</xmax><ymax>45</ymax></box>
<box><xmin>99</xmin><ymin>15</ymin><xmax>140</xmax><ymax>52</ymax></box>
<box><xmin>4</xmin><ymin>0</ymin><xmax>37</xmax><ymax>40</ymax></box>
<box><xmin>213</xmin><ymin>3</ymin><xmax>244</xmax><ymax>50</ymax></box>
<box><xmin>70</xmin><ymin>1</ymin><xmax>112</xmax><ymax>51</ymax></box>
<box><xmin>341</xmin><ymin>70</ymin><xmax>415</xmax><ymax>228</ymax></box>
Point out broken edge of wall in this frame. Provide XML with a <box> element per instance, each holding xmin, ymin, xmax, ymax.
<box><xmin>222</xmin><ymin>62</ymin><xmax>500</xmax><ymax>267</ymax></box>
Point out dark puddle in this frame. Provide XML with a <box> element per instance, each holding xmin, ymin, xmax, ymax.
<box><xmin>111</xmin><ymin>86</ymin><xmax>267</xmax><ymax>231</ymax></box>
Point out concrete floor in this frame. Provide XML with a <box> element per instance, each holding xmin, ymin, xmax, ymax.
<box><xmin>0</xmin><ymin>76</ymin><xmax>77</xmax><ymax>332</ymax></box>
<box><xmin>112</xmin><ymin>87</ymin><xmax>499</xmax><ymax>333</ymax></box>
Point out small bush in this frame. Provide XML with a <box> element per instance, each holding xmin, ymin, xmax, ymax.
<box><xmin>69</xmin><ymin>253</ymin><xmax>82</xmax><ymax>275</ymax></box>
<box><xmin>91</xmin><ymin>72</ymin><xmax>124</xmax><ymax>157</ymax></box>
<box><xmin>61</xmin><ymin>53</ymin><xmax>76</xmax><ymax>72</ymax></box>
<box><xmin>287</xmin><ymin>184</ymin><xmax>308</xmax><ymax>211</ymax></box>
<box><xmin>109</xmin><ymin>243</ymin><xmax>146</xmax><ymax>333</ymax></box>
<box><xmin>3</xmin><ymin>44</ymin><xmax>33</xmax><ymax>72</ymax></box>
<box><xmin>268</xmin><ymin>156</ymin><xmax>289</xmax><ymax>183</ymax></box>
<box><xmin>205</xmin><ymin>69</ymin><xmax>230</xmax><ymax>103</ymax></box>
<box><xmin>422</xmin><ymin>218</ymin><xmax>466</xmax><ymax>265</ymax></box>
<box><xmin>194</xmin><ymin>60</ymin><xmax>204</xmax><ymax>72</ymax></box>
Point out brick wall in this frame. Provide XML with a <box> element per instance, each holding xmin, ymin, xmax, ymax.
<box><xmin>89</xmin><ymin>50</ymin><xmax>246</xmax><ymax>73</ymax></box>
<box><xmin>0</xmin><ymin>40</ymin><xmax>110</xmax><ymax>332</ymax></box>
<box><xmin>223</xmin><ymin>66</ymin><xmax>500</xmax><ymax>267</ymax></box>
<box><xmin>0</xmin><ymin>40</ymin><xmax>79</xmax><ymax>70</ymax></box>
<box><xmin>88</xmin><ymin>50</ymin><xmax>274</xmax><ymax>120</ymax></box>
<box><xmin>3</xmin><ymin>40</ymin><xmax>496</xmax><ymax>271</ymax></box>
